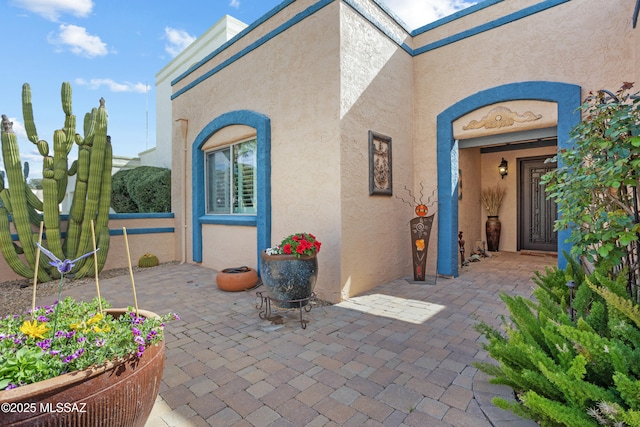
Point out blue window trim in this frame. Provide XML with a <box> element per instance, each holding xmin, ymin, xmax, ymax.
<box><xmin>192</xmin><ymin>110</ymin><xmax>271</xmax><ymax>264</ymax></box>
<box><xmin>436</xmin><ymin>81</ymin><xmax>581</xmax><ymax>277</ymax></box>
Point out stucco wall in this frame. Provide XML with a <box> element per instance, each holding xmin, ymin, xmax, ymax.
<box><xmin>171</xmin><ymin>1</ymin><xmax>343</xmax><ymax>302</ymax></box>
<box><xmin>338</xmin><ymin>1</ymin><xmax>414</xmax><ymax>297</ymax></box>
<box><xmin>415</xmin><ymin>0</ymin><xmax>637</xmax><ymax>274</ymax></box>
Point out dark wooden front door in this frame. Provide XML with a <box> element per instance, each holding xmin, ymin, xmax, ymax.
<box><xmin>520</xmin><ymin>157</ymin><xmax>557</xmax><ymax>252</ymax></box>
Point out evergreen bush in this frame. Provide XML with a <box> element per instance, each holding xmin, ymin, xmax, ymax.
<box><xmin>110</xmin><ymin>166</ymin><xmax>171</xmax><ymax>213</ymax></box>
<box><xmin>476</xmin><ymin>262</ymin><xmax>640</xmax><ymax>426</ymax></box>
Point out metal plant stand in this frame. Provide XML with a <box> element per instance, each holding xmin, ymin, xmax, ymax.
<box><xmin>256</xmin><ymin>291</ymin><xmax>316</xmax><ymax>329</ymax></box>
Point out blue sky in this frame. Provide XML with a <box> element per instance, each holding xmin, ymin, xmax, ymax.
<box><xmin>0</xmin><ymin>0</ymin><xmax>476</xmax><ymax>180</ymax></box>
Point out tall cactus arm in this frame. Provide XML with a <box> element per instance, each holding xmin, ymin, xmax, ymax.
<box><xmin>43</xmin><ymin>174</ymin><xmax>64</xmax><ymax>260</ymax></box>
<box><xmin>24</xmin><ymin>182</ymin><xmax>43</xmax><ymax>211</ymax></box>
<box><xmin>74</xmin><ymin>225</ymin><xmax>109</xmax><ymax>278</ymax></box>
<box><xmin>75</xmin><ymin>103</ymin><xmax>108</xmax><ymax>262</ymax></box>
<box><xmin>65</xmin><ymin>146</ymin><xmax>89</xmax><ymax>258</ymax></box>
<box><xmin>0</xmin><ymin>206</ymin><xmax>37</xmax><ymax>279</ymax></box>
<box><xmin>53</xmin><ymin>130</ymin><xmax>69</xmax><ymax>204</ymax></box>
<box><xmin>1</xmin><ymin>121</ymin><xmax>37</xmax><ymax>269</ymax></box>
<box><xmin>21</xmin><ymin>84</ymin><xmax>38</xmax><ymax>144</ymax></box>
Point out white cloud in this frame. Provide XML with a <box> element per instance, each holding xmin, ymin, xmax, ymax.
<box><xmin>48</xmin><ymin>24</ymin><xmax>108</xmax><ymax>58</ymax></box>
<box><xmin>12</xmin><ymin>0</ymin><xmax>93</xmax><ymax>21</ymax></box>
<box><xmin>164</xmin><ymin>27</ymin><xmax>196</xmax><ymax>58</ymax></box>
<box><xmin>75</xmin><ymin>78</ymin><xmax>149</xmax><ymax>94</ymax></box>
<box><xmin>382</xmin><ymin>0</ymin><xmax>477</xmax><ymax>29</ymax></box>
<box><xmin>229</xmin><ymin>0</ymin><xmax>240</xmax><ymax>8</ymax></box>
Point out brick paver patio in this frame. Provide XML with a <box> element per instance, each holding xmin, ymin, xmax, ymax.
<box><xmin>41</xmin><ymin>251</ymin><xmax>554</xmax><ymax>426</ymax></box>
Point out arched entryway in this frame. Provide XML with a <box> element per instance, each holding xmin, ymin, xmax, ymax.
<box><xmin>436</xmin><ymin>81</ymin><xmax>581</xmax><ymax>277</ymax></box>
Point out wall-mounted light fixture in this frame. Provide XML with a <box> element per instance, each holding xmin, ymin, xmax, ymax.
<box><xmin>499</xmin><ymin>158</ymin><xmax>508</xmax><ymax>179</ymax></box>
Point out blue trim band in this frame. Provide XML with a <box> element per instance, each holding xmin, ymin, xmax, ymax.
<box><xmin>172</xmin><ymin>0</ymin><xmax>333</xmax><ymax>100</ymax></box>
<box><xmin>436</xmin><ymin>81</ymin><xmax>581</xmax><ymax>277</ymax></box>
<box><xmin>414</xmin><ymin>0</ymin><xmax>571</xmax><ymax>55</ymax></box>
<box><xmin>411</xmin><ymin>0</ymin><xmax>503</xmax><ymax>35</ymax></box>
<box><xmin>11</xmin><ymin>227</ymin><xmax>175</xmax><ymax>241</ymax></box>
<box><xmin>110</xmin><ymin>227</ymin><xmax>174</xmax><ymax>236</ymax></box>
<box><xmin>199</xmin><ymin>215</ymin><xmax>257</xmax><ymax>226</ymax></box>
<box><xmin>192</xmin><ymin>110</ymin><xmax>271</xmax><ymax>265</ymax></box>
<box><xmin>171</xmin><ymin>0</ymin><xmax>569</xmax><ymax>99</ymax></box>
<box><xmin>171</xmin><ymin>0</ymin><xmax>296</xmax><ymax>87</ymax></box>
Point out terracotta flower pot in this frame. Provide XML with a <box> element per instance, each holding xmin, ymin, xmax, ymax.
<box><xmin>260</xmin><ymin>251</ymin><xmax>318</xmax><ymax>308</ymax></box>
<box><xmin>0</xmin><ymin>308</ymin><xmax>165</xmax><ymax>427</ymax></box>
<box><xmin>216</xmin><ymin>267</ymin><xmax>259</xmax><ymax>292</ymax></box>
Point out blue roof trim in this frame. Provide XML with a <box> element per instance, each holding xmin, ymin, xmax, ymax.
<box><xmin>414</xmin><ymin>0</ymin><xmax>571</xmax><ymax>55</ymax></box>
<box><xmin>191</xmin><ymin>110</ymin><xmax>271</xmax><ymax>266</ymax></box>
<box><xmin>170</xmin><ymin>0</ymin><xmax>570</xmax><ymax>98</ymax></box>
<box><xmin>172</xmin><ymin>0</ymin><xmax>296</xmax><ymax>87</ymax></box>
<box><xmin>436</xmin><ymin>81</ymin><xmax>581</xmax><ymax>277</ymax></box>
<box><xmin>172</xmin><ymin>0</ymin><xmax>333</xmax><ymax>100</ymax></box>
<box><xmin>411</xmin><ymin>0</ymin><xmax>503</xmax><ymax>36</ymax></box>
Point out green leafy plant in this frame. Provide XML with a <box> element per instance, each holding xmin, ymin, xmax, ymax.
<box><xmin>475</xmin><ymin>265</ymin><xmax>640</xmax><ymax>426</ymax></box>
<box><xmin>265</xmin><ymin>232</ymin><xmax>322</xmax><ymax>258</ymax></box>
<box><xmin>541</xmin><ymin>83</ymin><xmax>640</xmax><ymax>276</ymax></box>
<box><xmin>0</xmin><ymin>246</ymin><xmax>179</xmax><ymax>390</ymax></box>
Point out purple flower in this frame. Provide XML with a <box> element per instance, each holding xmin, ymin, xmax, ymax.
<box><xmin>37</xmin><ymin>315</ymin><xmax>49</xmax><ymax>322</ymax></box>
<box><xmin>134</xmin><ymin>335</ymin><xmax>145</xmax><ymax>346</ymax></box>
<box><xmin>129</xmin><ymin>312</ymin><xmax>144</xmax><ymax>325</ymax></box>
<box><xmin>36</xmin><ymin>339</ymin><xmax>52</xmax><ymax>351</ymax></box>
<box><xmin>95</xmin><ymin>338</ymin><xmax>106</xmax><ymax>347</ymax></box>
<box><xmin>136</xmin><ymin>345</ymin><xmax>145</xmax><ymax>357</ymax></box>
<box><xmin>77</xmin><ymin>336</ymin><xmax>86</xmax><ymax>343</ymax></box>
<box><xmin>35</xmin><ymin>243</ymin><xmax>98</xmax><ymax>274</ymax></box>
<box><xmin>6</xmin><ymin>383</ymin><xmax>18</xmax><ymax>390</ymax></box>
<box><xmin>173</xmin><ymin>313</ymin><xmax>181</xmax><ymax>321</ymax></box>
<box><xmin>62</xmin><ymin>348</ymin><xmax>85</xmax><ymax>363</ymax></box>
<box><xmin>131</xmin><ymin>327</ymin><xmax>141</xmax><ymax>336</ymax></box>
<box><xmin>146</xmin><ymin>330</ymin><xmax>158</xmax><ymax>341</ymax></box>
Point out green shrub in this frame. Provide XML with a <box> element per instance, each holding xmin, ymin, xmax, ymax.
<box><xmin>110</xmin><ymin>166</ymin><xmax>171</xmax><ymax>213</ymax></box>
<box><xmin>475</xmin><ymin>264</ymin><xmax>640</xmax><ymax>426</ymax></box>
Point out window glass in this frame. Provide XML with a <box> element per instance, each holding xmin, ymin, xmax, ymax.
<box><xmin>206</xmin><ymin>139</ymin><xmax>256</xmax><ymax>215</ymax></box>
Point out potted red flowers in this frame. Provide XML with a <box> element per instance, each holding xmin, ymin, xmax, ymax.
<box><xmin>260</xmin><ymin>233</ymin><xmax>321</xmax><ymax>308</ymax></box>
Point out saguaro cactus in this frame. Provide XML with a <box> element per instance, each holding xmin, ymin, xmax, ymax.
<box><xmin>0</xmin><ymin>82</ymin><xmax>112</xmax><ymax>280</ymax></box>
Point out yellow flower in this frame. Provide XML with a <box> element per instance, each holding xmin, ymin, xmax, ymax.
<box><xmin>415</xmin><ymin>239</ymin><xmax>425</xmax><ymax>251</ymax></box>
<box><xmin>20</xmin><ymin>320</ymin><xmax>50</xmax><ymax>339</ymax></box>
<box><xmin>92</xmin><ymin>325</ymin><xmax>111</xmax><ymax>333</ymax></box>
<box><xmin>69</xmin><ymin>321</ymin><xmax>85</xmax><ymax>331</ymax></box>
<box><xmin>86</xmin><ymin>313</ymin><xmax>103</xmax><ymax>325</ymax></box>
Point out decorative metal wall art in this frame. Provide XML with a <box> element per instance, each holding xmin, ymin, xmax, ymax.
<box><xmin>369</xmin><ymin>131</ymin><xmax>392</xmax><ymax>195</ymax></box>
<box><xmin>398</xmin><ymin>184</ymin><xmax>437</xmax><ymax>281</ymax></box>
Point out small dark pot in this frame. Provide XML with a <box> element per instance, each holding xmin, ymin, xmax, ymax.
<box><xmin>486</xmin><ymin>216</ymin><xmax>501</xmax><ymax>252</ymax></box>
<box><xmin>260</xmin><ymin>251</ymin><xmax>318</xmax><ymax>308</ymax></box>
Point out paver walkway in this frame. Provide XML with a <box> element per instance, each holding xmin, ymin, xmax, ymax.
<box><xmin>48</xmin><ymin>251</ymin><xmax>555</xmax><ymax>426</ymax></box>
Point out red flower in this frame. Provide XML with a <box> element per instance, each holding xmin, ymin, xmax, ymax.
<box><xmin>283</xmin><ymin>243</ymin><xmax>292</xmax><ymax>254</ymax></box>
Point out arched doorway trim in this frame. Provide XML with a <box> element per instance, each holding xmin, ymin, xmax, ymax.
<box><xmin>436</xmin><ymin>81</ymin><xmax>581</xmax><ymax>277</ymax></box>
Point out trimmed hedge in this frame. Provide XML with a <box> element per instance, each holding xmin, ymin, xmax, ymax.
<box><xmin>111</xmin><ymin>166</ymin><xmax>171</xmax><ymax>213</ymax></box>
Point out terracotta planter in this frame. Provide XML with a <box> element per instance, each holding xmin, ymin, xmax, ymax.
<box><xmin>0</xmin><ymin>308</ymin><xmax>165</xmax><ymax>427</ymax></box>
<box><xmin>260</xmin><ymin>251</ymin><xmax>318</xmax><ymax>308</ymax></box>
<box><xmin>216</xmin><ymin>267</ymin><xmax>259</xmax><ymax>292</ymax></box>
<box><xmin>486</xmin><ymin>216</ymin><xmax>501</xmax><ymax>252</ymax></box>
